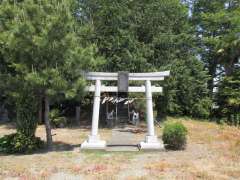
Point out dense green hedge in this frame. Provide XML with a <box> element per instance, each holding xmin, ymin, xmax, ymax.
<box><xmin>162</xmin><ymin>121</ymin><xmax>188</xmax><ymax>150</ymax></box>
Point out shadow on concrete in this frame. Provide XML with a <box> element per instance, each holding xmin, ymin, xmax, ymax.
<box><xmin>118</xmin><ymin>128</ymin><xmax>147</xmax><ymax>134</ymax></box>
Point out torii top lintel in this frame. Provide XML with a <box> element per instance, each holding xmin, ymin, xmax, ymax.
<box><xmin>84</xmin><ymin>71</ymin><xmax>170</xmax><ymax>81</ymax></box>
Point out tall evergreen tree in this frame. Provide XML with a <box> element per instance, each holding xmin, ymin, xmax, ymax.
<box><xmin>192</xmin><ymin>0</ymin><xmax>240</xmax><ymax>92</ymax></box>
<box><xmin>79</xmin><ymin>0</ymin><xmax>211</xmax><ymax>118</ymax></box>
<box><xmin>0</xmin><ymin>0</ymin><xmax>103</xmax><ymax>148</ymax></box>
<box><xmin>216</xmin><ymin>68</ymin><xmax>240</xmax><ymax>125</ymax></box>
<box><xmin>192</xmin><ymin>0</ymin><xmax>240</xmax><ymax>122</ymax></box>
<box><xmin>79</xmin><ymin>0</ymin><xmax>150</xmax><ymax>72</ymax></box>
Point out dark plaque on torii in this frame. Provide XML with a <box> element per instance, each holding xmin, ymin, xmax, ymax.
<box><xmin>118</xmin><ymin>71</ymin><xmax>129</xmax><ymax>93</ymax></box>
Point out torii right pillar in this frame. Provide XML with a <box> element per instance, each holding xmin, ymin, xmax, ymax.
<box><xmin>140</xmin><ymin>80</ymin><xmax>164</xmax><ymax>150</ymax></box>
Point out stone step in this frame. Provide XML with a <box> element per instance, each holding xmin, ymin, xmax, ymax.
<box><xmin>117</xmin><ymin>116</ymin><xmax>129</xmax><ymax>119</ymax></box>
<box><xmin>106</xmin><ymin>145</ymin><xmax>139</xmax><ymax>152</ymax></box>
<box><xmin>117</xmin><ymin>111</ymin><xmax>128</xmax><ymax>114</ymax></box>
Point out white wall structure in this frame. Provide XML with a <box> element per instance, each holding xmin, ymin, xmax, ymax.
<box><xmin>81</xmin><ymin>71</ymin><xmax>170</xmax><ymax>150</ymax></box>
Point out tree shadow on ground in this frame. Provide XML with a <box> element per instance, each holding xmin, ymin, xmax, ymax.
<box><xmin>0</xmin><ymin>122</ymin><xmax>16</xmax><ymax>129</ymax></box>
<box><xmin>0</xmin><ymin>141</ymin><xmax>82</xmax><ymax>156</ymax></box>
<box><xmin>47</xmin><ymin>141</ymin><xmax>81</xmax><ymax>152</ymax></box>
<box><xmin>56</xmin><ymin>125</ymin><xmax>92</xmax><ymax>130</ymax></box>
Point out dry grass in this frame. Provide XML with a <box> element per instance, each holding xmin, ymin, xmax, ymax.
<box><xmin>0</xmin><ymin>117</ymin><xmax>240</xmax><ymax>180</ymax></box>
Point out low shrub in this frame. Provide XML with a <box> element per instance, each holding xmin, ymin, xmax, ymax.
<box><xmin>0</xmin><ymin>133</ymin><xmax>44</xmax><ymax>154</ymax></box>
<box><xmin>162</xmin><ymin>121</ymin><xmax>188</xmax><ymax>150</ymax></box>
<box><xmin>49</xmin><ymin>109</ymin><xmax>67</xmax><ymax>128</ymax></box>
<box><xmin>52</xmin><ymin>117</ymin><xmax>67</xmax><ymax>128</ymax></box>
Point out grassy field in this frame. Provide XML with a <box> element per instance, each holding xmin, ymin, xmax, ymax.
<box><xmin>0</xmin><ymin>117</ymin><xmax>240</xmax><ymax>180</ymax></box>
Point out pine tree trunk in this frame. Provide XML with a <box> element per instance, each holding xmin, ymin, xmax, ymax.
<box><xmin>38</xmin><ymin>98</ymin><xmax>43</xmax><ymax>124</ymax></box>
<box><xmin>75</xmin><ymin>106</ymin><xmax>81</xmax><ymax>126</ymax></box>
<box><xmin>224</xmin><ymin>63</ymin><xmax>234</xmax><ymax>76</ymax></box>
<box><xmin>44</xmin><ymin>95</ymin><xmax>52</xmax><ymax>149</ymax></box>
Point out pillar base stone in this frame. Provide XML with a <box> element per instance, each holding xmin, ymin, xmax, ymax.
<box><xmin>81</xmin><ymin>135</ymin><xmax>106</xmax><ymax>149</ymax></box>
<box><xmin>139</xmin><ymin>135</ymin><xmax>164</xmax><ymax>150</ymax></box>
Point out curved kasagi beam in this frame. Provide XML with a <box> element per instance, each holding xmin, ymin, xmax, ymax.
<box><xmin>83</xmin><ymin>71</ymin><xmax>170</xmax><ymax>81</ymax></box>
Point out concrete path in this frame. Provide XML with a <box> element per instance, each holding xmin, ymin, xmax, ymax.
<box><xmin>106</xmin><ymin>125</ymin><xmax>140</xmax><ymax>151</ymax></box>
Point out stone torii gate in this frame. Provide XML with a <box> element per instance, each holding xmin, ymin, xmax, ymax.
<box><xmin>81</xmin><ymin>71</ymin><xmax>170</xmax><ymax>150</ymax></box>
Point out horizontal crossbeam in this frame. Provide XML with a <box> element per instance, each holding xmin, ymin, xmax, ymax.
<box><xmin>85</xmin><ymin>85</ymin><xmax>162</xmax><ymax>93</ymax></box>
<box><xmin>84</xmin><ymin>71</ymin><xmax>170</xmax><ymax>81</ymax></box>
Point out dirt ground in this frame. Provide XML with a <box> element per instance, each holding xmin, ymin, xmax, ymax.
<box><xmin>0</xmin><ymin>117</ymin><xmax>240</xmax><ymax>180</ymax></box>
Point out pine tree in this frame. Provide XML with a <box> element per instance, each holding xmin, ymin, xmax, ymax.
<box><xmin>217</xmin><ymin>68</ymin><xmax>240</xmax><ymax>125</ymax></box>
<box><xmin>192</xmin><ymin>0</ymin><xmax>240</xmax><ymax>122</ymax></box>
<box><xmin>0</xmin><ymin>0</ymin><xmax>103</xmax><ymax>148</ymax></box>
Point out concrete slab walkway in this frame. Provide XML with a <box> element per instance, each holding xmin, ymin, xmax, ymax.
<box><xmin>106</xmin><ymin>125</ymin><xmax>140</xmax><ymax>151</ymax></box>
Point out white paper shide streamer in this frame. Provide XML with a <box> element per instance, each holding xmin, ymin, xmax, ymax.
<box><xmin>101</xmin><ymin>97</ymin><xmax>135</xmax><ymax>104</ymax></box>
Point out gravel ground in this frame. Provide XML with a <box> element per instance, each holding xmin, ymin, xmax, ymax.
<box><xmin>0</xmin><ymin>117</ymin><xmax>240</xmax><ymax>180</ymax></box>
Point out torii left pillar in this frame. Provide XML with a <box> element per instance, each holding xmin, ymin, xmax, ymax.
<box><xmin>81</xmin><ymin>79</ymin><xmax>106</xmax><ymax>149</ymax></box>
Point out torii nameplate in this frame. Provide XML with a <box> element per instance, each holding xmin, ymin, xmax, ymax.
<box><xmin>118</xmin><ymin>71</ymin><xmax>129</xmax><ymax>92</ymax></box>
